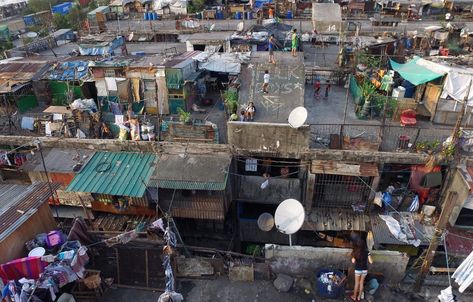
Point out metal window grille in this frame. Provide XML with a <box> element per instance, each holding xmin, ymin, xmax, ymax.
<box><xmin>313</xmin><ymin>174</ymin><xmax>373</xmax><ymax>209</ymax></box>
<box><xmin>245</xmin><ymin>158</ymin><xmax>258</xmax><ymax>172</ymax></box>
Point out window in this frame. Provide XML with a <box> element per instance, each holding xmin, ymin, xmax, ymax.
<box><xmin>245</xmin><ymin>158</ymin><xmax>258</xmax><ymax>172</ymax></box>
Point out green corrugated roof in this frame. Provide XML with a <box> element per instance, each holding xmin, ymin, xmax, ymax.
<box><xmin>66</xmin><ymin>151</ymin><xmax>156</xmax><ymax>197</ymax></box>
<box><xmin>156</xmin><ymin>173</ymin><xmax>228</xmax><ymax>191</ymax></box>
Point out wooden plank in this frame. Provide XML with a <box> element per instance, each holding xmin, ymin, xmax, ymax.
<box><xmin>311</xmin><ymin>160</ymin><xmax>378</xmax><ymax>177</ymax></box>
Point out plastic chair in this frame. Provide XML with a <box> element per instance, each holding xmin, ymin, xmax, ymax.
<box><xmin>400</xmin><ymin>109</ymin><xmax>417</xmax><ymax>126</ymax></box>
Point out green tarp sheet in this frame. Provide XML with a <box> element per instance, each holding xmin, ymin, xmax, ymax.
<box><xmin>390</xmin><ymin>57</ymin><xmax>446</xmax><ymax>86</ymax></box>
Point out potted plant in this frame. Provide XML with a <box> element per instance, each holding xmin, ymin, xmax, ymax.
<box><xmin>177</xmin><ymin>107</ymin><xmax>192</xmax><ymax>124</ymax></box>
<box><xmin>360</xmin><ymin>79</ymin><xmax>377</xmax><ymax>117</ymax></box>
<box><xmin>415</xmin><ymin>141</ymin><xmax>427</xmax><ymax>153</ymax></box>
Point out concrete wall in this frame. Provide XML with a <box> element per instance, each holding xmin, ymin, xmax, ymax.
<box><xmin>265</xmin><ymin>245</ymin><xmax>409</xmax><ymax>284</ymax></box>
<box><xmin>237</xmin><ymin>175</ymin><xmax>302</xmax><ymax>204</ymax></box>
<box><xmin>239</xmin><ymin>220</ymin><xmax>290</xmax><ymax>244</ymax></box>
<box><xmin>227</xmin><ymin>122</ymin><xmax>310</xmax><ymax>158</ymax></box>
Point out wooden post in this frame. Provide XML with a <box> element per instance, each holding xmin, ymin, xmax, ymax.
<box><xmin>145</xmin><ymin>249</ymin><xmax>149</xmax><ymax>288</ymax></box>
<box><xmin>413</xmin><ymin>80</ymin><xmax>472</xmax><ymax>290</ymax></box>
<box><xmin>115</xmin><ymin>248</ymin><xmax>120</xmax><ymax>285</ymax></box>
<box><xmin>413</xmin><ymin>192</ymin><xmax>457</xmax><ymax>291</ymax></box>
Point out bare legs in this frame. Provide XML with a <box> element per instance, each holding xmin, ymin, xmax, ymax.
<box><xmin>351</xmin><ymin>274</ymin><xmax>366</xmax><ymax>301</ymax></box>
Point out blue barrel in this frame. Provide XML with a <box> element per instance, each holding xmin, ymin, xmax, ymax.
<box><xmin>286</xmin><ymin>10</ymin><xmax>293</xmax><ymax>19</ymax></box>
<box><xmin>216</xmin><ymin>10</ymin><xmax>224</xmax><ymax>20</ymax></box>
<box><xmin>315</xmin><ymin>269</ymin><xmax>345</xmax><ymax>299</ymax></box>
<box><xmin>144</xmin><ymin>12</ymin><xmax>148</xmax><ymax>20</ymax></box>
<box><xmin>235</xmin><ymin>12</ymin><xmax>242</xmax><ymax>19</ymax></box>
<box><xmin>246</xmin><ymin>12</ymin><xmax>253</xmax><ymax>19</ymax></box>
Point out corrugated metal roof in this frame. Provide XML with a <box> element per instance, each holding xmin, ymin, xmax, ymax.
<box><xmin>163</xmin><ymin>51</ymin><xmax>201</xmax><ymax>68</ymax></box>
<box><xmin>370</xmin><ymin>213</ymin><xmax>435</xmax><ymax>246</ymax></box>
<box><xmin>445</xmin><ymin>227</ymin><xmax>473</xmax><ymax>257</ymax></box>
<box><xmin>21</xmin><ymin>148</ymin><xmax>95</xmax><ymax>173</ymax></box>
<box><xmin>66</xmin><ymin>151</ymin><xmax>156</xmax><ymax>197</ymax></box>
<box><xmin>157</xmin><ymin>179</ymin><xmax>227</xmax><ymax>191</ymax></box>
<box><xmin>303</xmin><ymin>207</ymin><xmax>370</xmax><ymax>231</ymax></box>
<box><xmin>165</xmin><ymin>197</ymin><xmax>225</xmax><ymax>220</ymax></box>
<box><xmin>152</xmin><ymin>153</ymin><xmax>231</xmax><ymax>191</ymax></box>
<box><xmin>0</xmin><ymin>182</ymin><xmax>60</xmax><ymax>241</ymax></box>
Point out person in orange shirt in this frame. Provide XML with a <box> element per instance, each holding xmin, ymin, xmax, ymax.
<box><xmin>269</xmin><ymin>8</ymin><xmax>274</xmax><ymax>19</ymax></box>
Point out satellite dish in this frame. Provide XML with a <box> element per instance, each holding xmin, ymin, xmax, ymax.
<box><xmin>275</xmin><ymin>199</ymin><xmax>305</xmax><ymax>235</ymax></box>
<box><xmin>236</xmin><ymin>22</ymin><xmax>244</xmax><ymax>32</ymax></box>
<box><xmin>288</xmin><ymin>107</ymin><xmax>308</xmax><ymax>128</ymax></box>
<box><xmin>77</xmin><ymin>66</ymin><xmax>85</xmax><ymax>72</ymax></box>
<box><xmin>209</xmin><ymin>24</ymin><xmax>216</xmax><ymax>31</ymax></box>
<box><xmin>257</xmin><ymin>213</ymin><xmax>274</xmax><ymax>232</ymax></box>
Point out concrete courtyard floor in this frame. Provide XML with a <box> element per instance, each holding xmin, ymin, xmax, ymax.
<box><xmin>98</xmin><ymin>277</ymin><xmax>473</xmax><ymax>302</ymax></box>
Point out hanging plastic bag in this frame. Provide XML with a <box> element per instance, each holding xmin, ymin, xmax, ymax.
<box><xmin>382</xmin><ymin>192</ymin><xmax>392</xmax><ymax>207</ymax></box>
<box><xmin>261</xmin><ymin>179</ymin><xmax>269</xmax><ymax>190</ymax></box>
<box><xmin>408</xmin><ymin>195</ymin><xmax>420</xmax><ymax>212</ymax></box>
<box><xmin>373</xmin><ymin>192</ymin><xmax>383</xmax><ymax>207</ymax></box>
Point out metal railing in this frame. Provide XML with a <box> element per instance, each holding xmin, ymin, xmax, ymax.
<box><xmin>310</xmin><ymin>123</ymin><xmax>458</xmax><ymax>152</ymax></box>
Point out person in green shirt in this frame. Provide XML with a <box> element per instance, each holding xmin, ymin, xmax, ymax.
<box><xmin>291</xmin><ymin>29</ymin><xmax>298</xmax><ymax>57</ymax></box>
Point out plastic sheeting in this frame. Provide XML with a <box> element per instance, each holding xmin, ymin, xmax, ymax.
<box><xmin>153</xmin><ymin>0</ymin><xmax>187</xmax><ymax>9</ymax></box>
<box><xmin>193</xmin><ymin>52</ymin><xmax>250</xmax><ymax>74</ymax></box>
<box><xmin>441</xmin><ymin>70</ymin><xmax>473</xmax><ymax>105</ymax></box>
<box><xmin>390</xmin><ymin>56</ymin><xmax>447</xmax><ymax>86</ymax></box>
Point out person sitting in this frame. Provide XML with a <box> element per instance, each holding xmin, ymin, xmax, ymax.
<box><xmin>280</xmin><ymin>166</ymin><xmax>289</xmax><ymax>178</ymax></box>
<box><xmin>240</xmin><ymin>109</ymin><xmax>246</xmax><ymax>121</ymax></box>
<box><xmin>245</xmin><ymin>102</ymin><xmax>256</xmax><ymax>121</ymax></box>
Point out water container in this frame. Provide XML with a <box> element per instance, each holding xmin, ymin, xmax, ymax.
<box><xmin>216</xmin><ymin>10</ymin><xmax>224</xmax><ymax>20</ymax></box>
<box><xmin>392</xmin><ymin>86</ymin><xmax>406</xmax><ymax>99</ymax></box>
<box><xmin>131</xmin><ymin>51</ymin><xmax>145</xmax><ymax>56</ymax></box>
<box><xmin>235</xmin><ymin>12</ymin><xmax>242</xmax><ymax>20</ymax></box>
<box><xmin>144</xmin><ymin>12</ymin><xmax>148</xmax><ymax>20</ymax></box>
<box><xmin>286</xmin><ymin>10</ymin><xmax>293</xmax><ymax>19</ymax></box>
<box><xmin>315</xmin><ymin>269</ymin><xmax>345</xmax><ymax>299</ymax></box>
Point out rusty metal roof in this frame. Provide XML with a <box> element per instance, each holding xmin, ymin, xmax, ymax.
<box><xmin>370</xmin><ymin>213</ymin><xmax>435</xmax><ymax>246</ymax></box>
<box><xmin>0</xmin><ymin>182</ymin><xmax>60</xmax><ymax>241</ymax></box>
<box><xmin>0</xmin><ymin>58</ymin><xmax>51</xmax><ymax>82</ymax></box>
<box><xmin>445</xmin><ymin>227</ymin><xmax>473</xmax><ymax>258</ymax></box>
<box><xmin>163</xmin><ymin>51</ymin><xmax>201</xmax><ymax>68</ymax></box>
<box><xmin>303</xmin><ymin>207</ymin><xmax>370</xmax><ymax>231</ymax></box>
<box><xmin>20</xmin><ymin>148</ymin><xmax>95</xmax><ymax>173</ymax></box>
<box><xmin>164</xmin><ymin>196</ymin><xmax>225</xmax><ymax>220</ymax></box>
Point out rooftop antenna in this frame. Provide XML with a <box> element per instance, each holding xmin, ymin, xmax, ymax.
<box><xmin>274</xmin><ymin>199</ymin><xmax>305</xmax><ymax>246</ymax></box>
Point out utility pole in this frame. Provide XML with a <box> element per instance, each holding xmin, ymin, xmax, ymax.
<box><xmin>35</xmin><ymin>139</ymin><xmax>59</xmax><ymax>218</ymax></box>
<box><xmin>413</xmin><ymin>80</ymin><xmax>472</xmax><ymax>291</ymax></box>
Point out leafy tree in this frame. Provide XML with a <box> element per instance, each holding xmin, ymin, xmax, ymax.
<box><xmin>188</xmin><ymin>0</ymin><xmax>207</xmax><ymax>13</ymax></box>
<box><xmin>28</xmin><ymin>0</ymin><xmax>62</xmax><ymax>13</ymax></box>
<box><xmin>53</xmin><ymin>13</ymin><xmax>71</xmax><ymax>29</ymax></box>
<box><xmin>69</xmin><ymin>6</ymin><xmax>87</xmax><ymax>31</ymax></box>
<box><xmin>0</xmin><ymin>40</ymin><xmax>14</xmax><ymax>58</ymax></box>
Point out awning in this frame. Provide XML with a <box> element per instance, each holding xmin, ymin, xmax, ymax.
<box><xmin>66</xmin><ymin>152</ymin><xmax>156</xmax><ymax>197</ymax></box>
<box><xmin>162</xmin><ymin>196</ymin><xmax>226</xmax><ymax>220</ymax></box>
<box><xmin>311</xmin><ymin>160</ymin><xmax>379</xmax><ymax>177</ymax></box>
<box><xmin>152</xmin><ymin>153</ymin><xmax>231</xmax><ymax>191</ymax></box>
<box><xmin>390</xmin><ymin>56</ymin><xmax>448</xmax><ymax>86</ymax></box>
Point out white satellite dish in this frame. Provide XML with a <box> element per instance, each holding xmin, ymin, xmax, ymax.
<box><xmin>257</xmin><ymin>213</ymin><xmax>274</xmax><ymax>232</ymax></box>
<box><xmin>236</xmin><ymin>22</ymin><xmax>244</xmax><ymax>32</ymax></box>
<box><xmin>209</xmin><ymin>24</ymin><xmax>216</xmax><ymax>31</ymax></box>
<box><xmin>288</xmin><ymin>106</ymin><xmax>308</xmax><ymax>128</ymax></box>
<box><xmin>24</xmin><ymin>32</ymin><xmax>38</xmax><ymax>39</ymax></box>
<box><xmin>275</xmin><ymin>199</ymin><xmax>305</xmax><ymax>246</ymax></box>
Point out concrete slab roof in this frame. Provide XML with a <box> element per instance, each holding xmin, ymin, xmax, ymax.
<box><xmin>238</xmin><ymin>51</ymin><xmax>305</xmax><ymax>123</ymax></box>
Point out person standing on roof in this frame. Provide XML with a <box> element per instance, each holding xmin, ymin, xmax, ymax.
<box><xmin>291</xmin><ymin>29</ymin><xmax>298</xmax><ymax>57</ymax></box>
<box><xmin>262</xmin><ymin>70</ymin><xmax>270</xmax><ymax>94</ymax></box>
<box><xmin>268</xmin><ymin>34</ymin><xmax>280</xmax><ymax>64</ymax></box>
<box><xmin>269</xmin><ymin>7</ymin><xmax>274</xmax><ymax>19</ymax></box>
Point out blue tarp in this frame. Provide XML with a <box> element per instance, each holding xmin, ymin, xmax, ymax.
<box><xmin>48</xmin><ymin>61</ymin><xmax>89</xmax><ymax>81</ymax></box>
<box><xmin>255</xmin><ymin>0</ymin><xmax>272</xmax><ymax>8</ymax></box>
<box><xmin>52</xmin><ymin>2</ymin><xmax>73</xmax><ymax>15</ymax></box>
<box><xmin>79</xmin><ymin>36</ymin><xmax>124</xmax><ymax>56</ymax></box>
<box><xmin>390</xmin><ymin>56</ymin><xmax>446</xmax><ymax>86</ymax></box>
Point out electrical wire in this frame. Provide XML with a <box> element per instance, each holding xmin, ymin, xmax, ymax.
<box><xmin>443</xmin><ymin>233</ymin><xmax>453</xmax><ymax>288</ymax></box>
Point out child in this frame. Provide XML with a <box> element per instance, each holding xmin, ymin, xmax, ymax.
<box><xmin>324</xmin><ymin>81</ymin><xmax>331</xmax><ymax>99</ymax></box>
<box><xmin>314</xmin><ymin>79</ymin><xmax>321</xmax><ymax>100</ymax></box>
<box><xmin>246</xmin><ymin>102</ymin><xmax>256</xmax><ymax>121</ymax></box>
<box><xmin>291</xmin><ymin>29</ymin><xmax>298</xmax><ymax>57</ymax></box>
<box><xmin>240</xmin><ymin>109</ymin><xmax>246</xmax><ymax>121</ymax></box>
<box><xmin>262</xmin><ymin>70</ymin><xmax>270</xmax><ymax>94</ymax></box>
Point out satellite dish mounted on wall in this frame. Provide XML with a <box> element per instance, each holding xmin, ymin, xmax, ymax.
<box><xmin>236</xmin><ymin>22</ymin><xmax>244</xmax><ymax>32</ymax></box>
<box><xmin>257</xmin><ymin>212</ymin><xmax>274</xmax><ymax>232</ymax></box>
<box><xmin>275</xmin><ymin>199</ymin><xmax>305</xmax><ymax>246</ymax></box>
<box><xmin>288</xmin><ymin>107</ymin><xmax>308</xmax><ymax>129</ymax></box>
<box><xmin>209</xmin><ymin>24</ymin><xmax>216</xmax><ymax>31</ymax></box>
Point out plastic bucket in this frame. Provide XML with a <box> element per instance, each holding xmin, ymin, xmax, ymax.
<box><xmin>246</xmin><ymin>12</ymin><xmax>253</xmax><ymax>19</ymax></box>
<box><xmin>235</xmin><ymin>12</ymin><xmax>242</xmax><ymax>20</ymax></box>
<box><xmin>144</xmin><ymin>12</ymin><xmax>148</xmax><ymax>20</ymax></box>
<box><xmin>216</xmin><ymin>10</ymin><xmax>224</xmax><ymax>20</ymax></box>
<box><xmin>286</xmin><ymin>10</ymin><xmax>293</xmax><ymax>19</ymax></box>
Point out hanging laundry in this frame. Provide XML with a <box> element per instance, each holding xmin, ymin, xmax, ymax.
<box><xmin>438</xmin><ymin>286</ymin><xmax>456</xmax><ymax>302</ymax></box>
<box><xmin>453</xmin><ymin>249</ymin><xmax>473</xmax><ymax>293</ymax></box>
<box><xmin>105</xmin><ymin>77</ymin><xmax>118</xmax><ymax>91</ymax></box>
<box><xmin>21</xmin><ymin>117</ymin><xmax>35</xmax><ymax>130</ymax></box>
<box><xmin>408</xmin><ymin>195</ymin><xmax>420</xmax><ymax>212</ymax></box>
<box><xmin>151</xmin><ymin>218</ymin><xmax>165</xmax><ymax>232</ymax></box>
<box><xmin>53</xmin><ymin>114</ymin><xmax>63</xmax><ymax>121</ymax></box>
<box><xmin>117</xmin><ymin>79</ymin><xmax>130</xmax><ymax>102</ymax></box>
<box><xmin>109</xmin><ymin>102</ymin><xmax>122</xmax><ymax>115</ymax></box>
<box><xmin>115</xmin><ymin>115</ymin><xmax>124</xmax><ymax>125</ymax></box>
<box><xmin>131</xmin><ymin>78</ymin><xmax>141</xmax><ymax>102</ymax></box>
<box><xmin>0</xmin><ymin>256</ymin><xmax>47</xmax><ymax>281</ymax></box>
